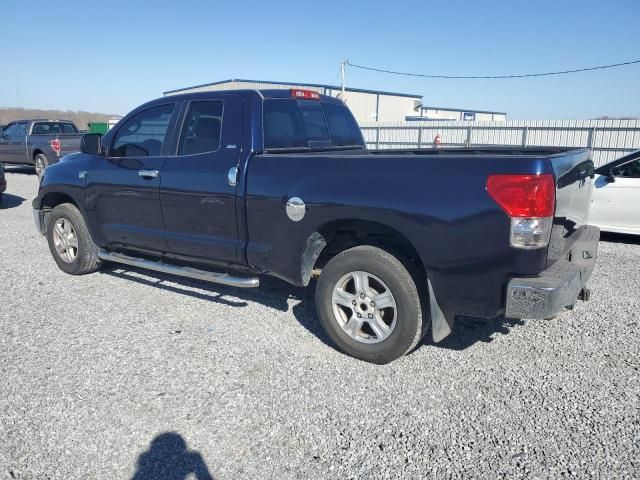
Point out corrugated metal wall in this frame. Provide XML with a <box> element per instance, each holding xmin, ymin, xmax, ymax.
<box><xmin>360</xmin><ymin>119</ymin><xmax>640</xmax><ymax>166</ymax></box>
<box><xmin>378</xmin><ymin>95</ymin><xmax>420</xmax><ymax>122</ymax></box>
<box><xmin>331</xmin><ymin>89</ymin><xmax>379</xmax><ymax>122</ymax></box>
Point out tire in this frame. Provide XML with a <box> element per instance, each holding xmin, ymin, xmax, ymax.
<box><xmin>315</xmin><ymin>245</ymin><xmax>428</xmax><ymax>364</ymax></box>
<box><xmin>34</xmin><ymin>153</ymin><xmax>49</xmax><ymax>178</ymax></box>
<box><xmin>46</xmin><ymin>203</ymin><xmax>102</xmax><ymax>275</ymax></box>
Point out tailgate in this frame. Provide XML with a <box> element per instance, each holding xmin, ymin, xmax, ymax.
<box><xmin>57</xmin><ymin>135</ymin><xmax>82</xmax><ymax>156</ymax></box>
<box><xmin>547</xmin><ymin>148</ymin><xmax>595</xmax><ymax>265</ymax></box>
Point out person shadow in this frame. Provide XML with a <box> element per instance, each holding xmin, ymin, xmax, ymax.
<box><xmin>0</xmin><ymin>193</ymin><xmax>26</xmax><ymax>209</ymax></box>
<box><xmin>131</xmin><ymin>432</ymin><xmax>214</xmax><ymax>480</ymax></box>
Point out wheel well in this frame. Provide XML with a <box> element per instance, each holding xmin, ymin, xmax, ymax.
<box><xmin>40</xmin><ymin>192</ymin><xmax>78</xmax><ymax>211</ymax></box>
<box><xmin>314</xmin><ymin>219</ymin><xmax>425</xmax><ymax>273</ymax></box>
<box><xmin>33</xmin><ymin>149</ymin><xmax>43</xmax><ymax>159</ymax></box>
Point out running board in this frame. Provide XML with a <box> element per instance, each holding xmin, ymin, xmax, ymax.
<box><xmin>98</xmin><ymin>250</ymin><xmax>260</xmax><ymax>288</ymax></box>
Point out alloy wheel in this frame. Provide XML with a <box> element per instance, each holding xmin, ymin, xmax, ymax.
<box><xmin>331</xmin><ymin>270</ymin><xmax>398</xmax><ymax>344</ymax></box>
<box><xmin>52</xmin><ymin>218</ymin><xmax>79</xmax><ymax>263</ymax></box>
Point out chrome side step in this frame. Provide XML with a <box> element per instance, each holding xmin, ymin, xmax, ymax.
<box><xmin>98</xmin><ymin>250</ymin><xmax>260</xmax><ymax>288</ymax></box>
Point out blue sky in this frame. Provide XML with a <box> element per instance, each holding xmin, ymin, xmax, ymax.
<box><xmin>1</xmin><ymin>0</ymin><xmax>638</xmax><ymax>119</ymax></box>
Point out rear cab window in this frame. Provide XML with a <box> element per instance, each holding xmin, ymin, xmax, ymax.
<box><xmin>263</xmin><ymin>98</ymin><xmax>364</xmax><ymax>151</ymax></box>
<box><xmin>32</xmin><ymin>122</ymin><xmax>78</xmax><ymax>135</ymax></box>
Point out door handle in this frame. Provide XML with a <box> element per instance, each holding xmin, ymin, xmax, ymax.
<box><xmin>138</xmin><ymin>169</ymin><xmax>159</xmax><ymax>179</ymax></box>
<box><xmin>228</xmin><ymin>167</ymin><xmax>238</xmax><ymax>186</ymax></box>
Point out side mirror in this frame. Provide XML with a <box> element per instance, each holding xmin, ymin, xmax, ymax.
<box><xmin>606</xmin><ymin>167</ymin><xmax>622</xmax><ymax>183</ymax></box>
<box><xmin>81</xmin><ymin>133</ymin><xmax>103</xmax><ymax>155</ymax></box>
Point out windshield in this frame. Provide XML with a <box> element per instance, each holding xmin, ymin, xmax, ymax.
<box><xmin>263</xmin><ymin>99</ymin><xmax>364</xmax><ymax>150</ymax></box>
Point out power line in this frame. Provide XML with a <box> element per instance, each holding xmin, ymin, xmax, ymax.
<box><xmin>345</xmin><ymin>59</ymin><xmax>640</xmax><ymax>79</ymax></box>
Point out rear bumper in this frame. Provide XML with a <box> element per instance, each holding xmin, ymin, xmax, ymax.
<box><xmin>505</xmin><ymin>226</ymin><xmax>599</xmax><ymax>319</ymax></box>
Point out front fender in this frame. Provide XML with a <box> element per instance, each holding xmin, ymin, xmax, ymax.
<box><xmin>32</xmin><ymin>153</ymin><xmax>94</xmax><ymax>233</ymax></box>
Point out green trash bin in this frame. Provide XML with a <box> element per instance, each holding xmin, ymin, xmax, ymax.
<box><xmin>88</xmin><ymin>122</ymin><xmax>108</xmax><ymax>134</ymax></box>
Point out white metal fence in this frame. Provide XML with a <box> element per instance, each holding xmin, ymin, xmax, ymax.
<box><xmin>360</xmin><ymin>119</ymin><xmax>640</xmax><ymax>167</ymax></box>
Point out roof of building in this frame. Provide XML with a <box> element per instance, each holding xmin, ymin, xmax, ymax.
<box><xmin>421</xmin><ymin>105</ymin><xmax>506</xmax><ymax>115</ymax></box>
<box><xmin>164</xmin><ymin>78</ymin><xmax>423</xmax><ymax>99</ymax></box>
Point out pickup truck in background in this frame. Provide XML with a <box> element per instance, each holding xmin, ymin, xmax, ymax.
<box><xmin>0</xmin><ymin>120</ymin><xmax>83</xmax><ymax>177</ymax></box>
<box><xmin>32</xmin><ymin>89</ymin><xmax>599</xmax><ymax>364</ymax></box>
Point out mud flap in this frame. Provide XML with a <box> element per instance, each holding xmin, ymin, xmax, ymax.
<box><xmin>429</xmin><ymin>280</ymin><xmax>455</xmax><ymax>343</ymax></box>
<box><xmin>301</xmin><ymin>232</ymin><xmax>327</xmax><ymax>286</ymax></box>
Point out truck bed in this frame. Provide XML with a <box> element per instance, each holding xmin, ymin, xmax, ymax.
<box><xmin>247</xmin><ymin>146</ymin><xmax>594</xmax><ymax>319</ymax></box>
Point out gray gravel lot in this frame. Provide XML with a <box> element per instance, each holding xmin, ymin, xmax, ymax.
<box><xmin>1</xmin><ymin>168</ymin><xmax>638</xmax><ymax>479</ymax></box>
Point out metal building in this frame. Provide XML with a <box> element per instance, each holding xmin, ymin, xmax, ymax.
<box><xmin>164</xmin><ymin>79</ymin><xmax>507</xmax><ymax>124</ymax></box>
<box><xmin>163</xmin><ymin>79</ymin><xmax>423</xmax><ymax>124</ymax></box>
<box><xmin>408</xmin><ymin>106</ymin><xmax>507</xmax><ymax>122</ymax></box>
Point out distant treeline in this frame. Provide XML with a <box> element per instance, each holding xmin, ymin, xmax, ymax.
<box><xmin>0</xmin><ymin>107</ymin><xmax>119</xmax><ymax>130</ymax></box>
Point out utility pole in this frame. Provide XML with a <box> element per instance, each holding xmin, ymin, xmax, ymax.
<box><xmin>340</xmin><ymin>59</ymin><xmax>347</xmax><ymax>103</ymax></box>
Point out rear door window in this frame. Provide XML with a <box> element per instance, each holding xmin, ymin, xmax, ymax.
<box><xmin>178</xmin><ymin>101</ymin><xmax>224</xmax><ymax>155</ymax></box>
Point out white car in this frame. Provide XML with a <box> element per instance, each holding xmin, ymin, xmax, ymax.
<box><xmin>589</xmin><ymin>150</ymin><xmax>640</xmax><ymax>235</ymax></box>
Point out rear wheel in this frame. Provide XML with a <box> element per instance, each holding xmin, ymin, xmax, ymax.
<box><xmin>34</xmin><ymin>154</ymin><xmax>49</xmax><ymax>178</ymax></box>
<box><xmin>315</xmin><ymin>245</ymin><xmax>428</xmax><ymax>364</ymax></box>
<box><xmin>46</xmin><ymin>203</ymin><xmax>102</xmax><ymax>275</ymax></box>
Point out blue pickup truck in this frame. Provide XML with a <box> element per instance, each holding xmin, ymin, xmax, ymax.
<box><xmin>32</xmin><ymin>89</ymin><xmax>599</xmax><ymax>363</ymax></box>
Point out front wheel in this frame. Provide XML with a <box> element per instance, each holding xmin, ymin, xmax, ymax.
<box><xmin>46</xmin><ymin>203</ymin><xmax>102</xmax><ymax>275</ymax></box>
<box><xmin>315</xmin><ymin>245</ymin><xmax>428</xmax><ymax>364</ymax></box>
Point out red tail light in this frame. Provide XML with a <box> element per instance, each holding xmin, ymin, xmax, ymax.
<box><xmin>486</xmin><ymin>174</ymin><xmax>555</xmax><ymax>218</ymax></box>
<box><xmin>50</xmin><ymin>138</ymin><xmax>62</xmax><ymax>156</ymax></box>
<box><xmin>291</xmin><ymin>89</ymin><xmax>320</xmax><ymax>100</ymax></box>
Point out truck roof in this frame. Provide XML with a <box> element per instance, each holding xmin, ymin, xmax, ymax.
<box><xmin>150</xmin><ymin>89</ymin><xmax>345</xmax><ymax>106</ymax></box>
<box><xmin>6</xmin><ymin>119</ymin><xmax>76</xmax><ymax>124</ymax></box>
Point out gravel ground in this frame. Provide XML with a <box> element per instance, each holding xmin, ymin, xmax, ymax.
<box><xmin>0</xmin><ymin>168</ymin><xmax>638</xmax><ymax>479</ymax></box>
